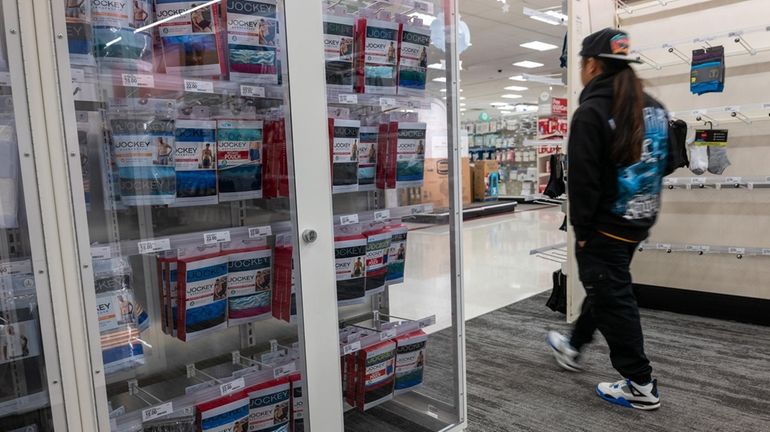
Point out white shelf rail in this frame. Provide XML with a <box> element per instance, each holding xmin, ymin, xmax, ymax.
<box><xmin>639</xmin><ymin>241</ymin><xmax>770</xmax><ymax>259</ymax></box>
<box><xmin>663</xmin><ymin>176</ymin><xmax>770</xmax><ymax>190</ymax></box>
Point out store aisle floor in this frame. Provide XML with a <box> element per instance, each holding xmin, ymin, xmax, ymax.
<box><xmin>389</xmin><ymin>205</ymin><xmax>566</xmax><ymax>330</ymax></box>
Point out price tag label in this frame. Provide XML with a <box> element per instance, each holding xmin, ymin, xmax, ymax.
<box><xmin>413</xmin><ymin>0</ymin><xmax>433</xmax><ymax>13</ymax></box>
<box><xmin>184</xmin><ymin>79</ymin><xmax>214</xmax><ymax>94</ymax></box>
<box><xmin>657</xmin><ymin>243</ymin><xmax>672</xmax><ymax>250</ymax></box>
<box><xmin>142</xmin><ymin>402</ymin><xmax>173</xmax><ymax>422</ymax></box>
<box><xmin>724</xmin><ymin>105</ymin><xmax>740</xmax><ymax>113</ymax></box>
<box><xmin>342</xmin><ymin>341</ymin><xmax>361</xmax><ymax>356</ymax></box>
<box><xmin>249</xmin><ymin>226</ymin><xmax>272</xmax><ymax>238</ymax></box>
<box><xmin>340</xmin><ymin>214</ymin><xmax>359</xmax><ymax>226</ymax></box>
<box><xmin>0</xmin><ymin>72</ymin><xmax>10</xmax><ymax>86</ymax></box>
<box><xmin>380</xmin><ymin>97</ymin><xmax>397</xmax><ymax>109</ymax></box>
<box><xmin>380</xmin><ymin>328</ymin><xmax>397</xmax><ymax>341</ymax></box>
<box><xmin>763</xmin><ymin>103</ymin><xmax>770</xmax><ymax>111</ymax></box>
<box><xmin>691</xmin><ymin>109</ymin><xmax>704</xmax><ymax>117</ymax></box>
<box><xmin>685</xmin><ymin>245</ymin><xmax>699</xmax><ymax>252</ymax></box>
<box><xmin>338</xmin><ymin>94</ymin><xmax>358</xmax><ymax>104</ymax></box>
<box><xmin>241</xmin><ymin>85</ymin><xmax>265</xmax><ymax>98</ymax></box>
<box><xmin>374</xmin><ymin>210</ymin><xmax>391</xmax><ymax>222</ymax></box>
<box><xmin>411</xmin><ymin>206</ymin><xmax>425</xmax><ymax>215</ymax></box>
<box><xmin>204</xmin><ymin>230</ymin><xmax>231</xmax><ymax>245</ymax></box>
<box><xmin>690</xmin><ymin>177</ymin><xmax>706</xmax><ymax>185</ymax></box>
<box><xmin>137</xmin><ymin>239</ymin><xmax>171</xmax><ymax>255</ymax></box>
<box><xmin>122</xmin><ymin>73</ymin><xmax>155</xmax><ymax>88</ymax></box>
<box><xmin>220</xmin><ymin>377</ymin><xmax>245</xmax><ymax>396</ymax></box>
<box><xmin>663</xmin><ymin>178</ymin><xmax>677</xmax><ymax>186</ymax></box>
<box><xmin>762</xmin><ymin>249</ymin><xmax>770</xmax><ymax>256</ymax></box>
<box><xmin>701</xmin><ymin>245</ymin><xmax>711</xmax><ymax>252</ymax></box>
<box><xmin>273</xmin><ymin>361</ymin><xmax>296</xmax><ymax>379</ymax></box>
<box><xmin>418</xmin><ymin>316</ymin><xmax>436</xmax><ymax>328</ymax></box>
<box><xmin>91</xmin><ymin>246</ymin><xmax>112</xmax><ymax>260</ymax></box>
<box><xmin>70</xmin><ymin>68</ymin><xmax>85</xmax><ymax>82</ymax></box>
<box><xmin>728</xmin><ymin>247</ymin><xmax>746</xmax><ymax>255</ymax></box>
<box><xmin>725</xmin><ymin>177</ymin><xmax>742</xmax><ymax>184</ymax></box>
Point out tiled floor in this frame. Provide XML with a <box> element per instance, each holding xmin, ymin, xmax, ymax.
<box><xmin>389</xmin><ymin>205</ymin><xmax>567</xmax><ymax>332</ymax></box>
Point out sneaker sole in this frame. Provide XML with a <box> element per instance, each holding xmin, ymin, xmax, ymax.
<box><xmin>546</xmin><ymin>337</ymin><xmax>582</xmax><ymax>372</ymax></box>
<box><xmin>595</xmin><ymin>387</ymin><xmax>661</xmax><ymax>411</ymax></box>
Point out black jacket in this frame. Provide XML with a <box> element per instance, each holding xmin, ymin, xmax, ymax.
<box><xmin>568</xmin><ymin>72</ymin><xmax>669</xmax><ymax>243</ymax></box>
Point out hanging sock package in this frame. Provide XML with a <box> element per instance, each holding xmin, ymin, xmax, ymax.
<box><xmin>225</xmin><ymin>0</ymin><xmax>279</xmax><ymax>84</ymax></box>
<box><xmin>328</xmin><ymin>118</ymin><xmax>360</xmax><ymax>193</ymax></box>
<box><xmin>690</xmin><ymin>46</ymin><xmax>725</xmax><ymax>95</ymax></box>
<box><xmin>195</xmin><ymin>391</ymin><xmax>250</xmax><ymax>432</ymax></box>
<box><xmin>323</xmin><ymin>14</ymin><xmax>356</xmax><ymax>93</ymax></box>
<box><xmin>355</xmin><ymin>15</ymin><xmax>400</xmax><ymax>95</ymax></box>
<box><xmin>397</xmin><ymin>19</ymin><xmax>430</xmax><ymax>96</ymax></box>
<box><xmin>393</xmin><ymin>330</ymin><xmax>427</xmax><ymax>396</ymax></box>
<box><xmin>385</xmin><ymin>222</ymin><xmax>407</xmax><ymax>285</ymax></box>
<box><xmin>217</xmin><ymin>119</ymin><xmax>264</xmax><ymax>201</ymax></box>
<box><xmin>694</xmin><ymin>128</ymin><xmax>731</xmax><ymax>175</ymax></box>
<box><xmin>245</xmin><ymin>377</ymin><xmax>292</xmax><ymax>431</ymax></box>
<box><xmin>334</xmin><ymin>224</ymin><xmax>368</xmax><ymax>306</ymax></box>
<box><xmin>363</xmin><ymin>222</ymin><xmax>391</xmax><ymax>295</ymax></box>
<box><xmin>222</xmin><ymin>241</ymin><xmax>273</xmax><ymax>326</ymax></box>
<box><xmin>174</xmin><ymin>119</ymin><xmax>218</xmax><ymax>206</ymax></box>
<box><xmin>357</xmin><ymin>126</ymin><xmax>378</xmax><ymax>191</ymax></box>
<box><xmin>156</xmin><ymin>0</ymin><xmax>226</xmax><ymax>77</ymax></box>
<box><xmin>176</xmin><ymin>244</ymin><xmax>229</xmax><ymax>342</ymax></box>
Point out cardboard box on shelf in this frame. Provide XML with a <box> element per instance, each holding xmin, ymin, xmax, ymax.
<box><xmin>420</xmin><ymin>157</ymin><xmax>472</xmax><ymax>208</ymax></box>
<box><xmin>473</xmin><ymin>160</ymin><xmax>500</xmax><ymax>202</ymax></box>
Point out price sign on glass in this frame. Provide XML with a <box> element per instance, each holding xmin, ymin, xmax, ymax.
<box><xmin>219</xmin><ymin>377</ymin><xmax>245</xmax><ymax>396</ymax></box>
<box><xmin>122</xmin><ymin>73</ymin><xmax>155</xmax><ymax>88</ymax></box>
<box><xmin>203</xmin><ymin>230</ymin><xmax>231</xmax><ymax>245</ymax></box>
<box><xmin>142</xmin><ymin>402</ymin><xmax>173</xmax><ymax>422</ymax></box>
<box><xmin>342</xmin><ymin>341</ymin><xmax>361</xmax><ymax>355</ymax></box>
<box><xmin>338</xmin><ymin>94</ymin><xmax>358</xmax><ymax>104</ymax></box>
<box><xmin>249</xmin><ymin>226</ymin><xmax>272</xmax><ymax>238</ymax></box>
<box><xmin>184</xmin><ymin>79</ymin><xmax>214</xmax><ymax>94</ymax></box>
<box><xmin>137</xmin><ymin>238</ymin><xmax>171</xmax><ymax>255</ymax></box>
<box><xmin>340</xmin><ymin>214</ymin><xmax>359</xmax><ymax>226</ymax></box>
<box><xmin>241</xmin><ymin>85</ymin><xmax>265</xmax><ymax>98</ymax></box>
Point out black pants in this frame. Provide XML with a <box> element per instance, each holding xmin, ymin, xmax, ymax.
<box><xmin>570</xmin><ymin>234</ymin><xmax>653</xmax><ymax>384</ymax></box>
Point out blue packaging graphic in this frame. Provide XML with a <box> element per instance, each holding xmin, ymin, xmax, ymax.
<box><xmin>217</xmin><ymin>120</ymin><xmax>263</xmax><ymax>201</ymax></box>
<box><xmin>177</xmin><ymin>249</ymin><xmax>229</xmax><ymax>342</ymax></box>
<box><xmin>173</xmin><ymin>119</ymin><xmax>218</xmax><ymax>206</ymax></box>
<box><xmin>226</xmin><ymin>0</ymin><xmax>279</xmax><ymax>84</ymax></box>
<box><xmin>93</xmin><ymin>26</ymin><xmax>154</xmax><ymax>72</ymax></box>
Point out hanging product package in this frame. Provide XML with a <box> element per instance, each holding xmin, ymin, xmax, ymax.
<box><xmin>397</xmin><ymin>18</ymin><xmax>430</xmax><ymax>96</ymax></box>
<box><xmin>362</xmin><ymin>221</ymin><xmax>391</xmax><ymax>295</ymax></box>
<box><xmin>289</xmin><ymin>373</ymin><xmax>305</xmax><ymax>432</ymax></box>
<box><xmin>195</xmin><ymin>391</ymin><xmax>250</xmax><ymax>432</ymax></box>
<box><xmin>64</xmin><ymin>0</ymin><xmax>95</xmax><ymax>67</ymax></box>
<box><xmin>176</xmin><ymin>244</ymin><xmax>229</xmax><ymax>342</ymax></box>
<box><xmin>694</xmin><ymin>128</ymin><xmax>731</xmax><ymax>175</ymax></box>
<box><xmin>328</xmin><ymin>118</ymin><xmax>360</xmax><ymax>193</ymax></box>
<box><xmin>157</xmin><ymin>251</ymin><xmax>179</xmax><ymax>336</ymax></box>
<box><xmin>355</xmin><ymin>339</ymin><xmax>396</xmax><ymax>411</ymax></box>
<box><xmin>225</xmin><ymin>0</ymin><xmax>280</xmax><ymax>84</ymax></box>
<box><xmin>92</xmin><ymin>257</ymin><xmax>147</xmax><ymax>374</ymax></box>
<box><xmin>0</xmin><ymin>120</ymin><xmax>19</xmax><ymax>228</ymax></box>
<box><xmin>93</xmin><ymin>26</ymin><xmax>154</xmax><ymax>72</ymax></box>
<box><xmin>173</xmin><ymin>119</ymin><xmax>218</xmax><ymax>206</ymax></box>
<box><xmin>217</xmin><ymin>119</ymin><xmax>264</xmax><ymax>201</ymax></box>
<box><xmin>393</xmin><ymin>330</ymin><xmax>427</xmax><ymax>396</ymax></box>
<box><xmin>385</xmin><ymin>221</ymin><xmax>407</xmax><ymax>285</ymax></box>
<box><xmin>355</xmin><ymin>15</ymin><xmax>400</xmax><ymax>95</ymax></box>
<box><xmin>222</xmin><ymin>240</ymin><xmax>273</xmax><ymax>326</ymax></box>
<box><xmin>323</xmin><ymin>13</ymin><xmax>356</xmax><ymax>93</ymax></box>
<box><xmin>245</xmin><ymin>377</ymin><xmax>292</xmax><ymax>431</ymax></box>
<box><xmin>109</xmin><ymin>116</ymin><xmax>176</xmax><ymax>206</ymax></box>
<box><xmin>357</xmin><ymin>126</ymin><xmax>378</xmax><ymax>191</ymax></box>
<box><xmin>393</xmin><ymin>122</ymin><xmax>427</xmax><ymax>188</ymax></box>
<box><xmin>334</xmin><ymin>223</ymin><xmax>367</xmax><ymax>306</ymax></box>
<box><xmin>376</xmin><ymin>117</ymin><xmax>392</xmax><ymax>190</ymax></box>
<box><xmin>156</xmin><ymin>0</ymin><xmax>226</xmax><ymax>77</ymax></box>
<box><xmin>690</xmin><ymin>46</ymin><xmax>725</xmax><ymax>95</ymax></box>
<box><xmin>272</xmin><ymin>237</ymin><xmax>293</xmax><ymax>322</ymax></box>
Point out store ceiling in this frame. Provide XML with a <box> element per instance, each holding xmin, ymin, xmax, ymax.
<box><xmin>442</xmin><ymin>0</ymin><xmax>567</xmax><ymax>119</ymax></box>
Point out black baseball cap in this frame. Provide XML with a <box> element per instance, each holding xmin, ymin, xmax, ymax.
<box><xmin>579</xmin><ymin>28</ymin><xmax>642</xmax><ymax>63</ymax></box>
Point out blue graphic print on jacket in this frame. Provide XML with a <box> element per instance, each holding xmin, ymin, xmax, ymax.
<box><xmin>612</xmin><ymin>107</ymin><xmax>668</xmax><ymax>220</ymax></box>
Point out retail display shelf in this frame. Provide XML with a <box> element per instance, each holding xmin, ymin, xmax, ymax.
<box><xmin>664</xmin><ymin>176</ymin><xmax>770</xmax><ymax>190</ymax></box>
<box><xmin>0</xmin><ymin>391</ymin><xmax>50</xmax><ymax>418</ymax></box>
<box><xmin>332</xmin><ymin>0</ymin><xmax>434</xmax><ymax>14</ymax></box>
<box><xmin>639</xmin><ymin>241</ymin><xmax>770</xmax><ymax>259</ymax></box>
<box><xmin>530</xmin><ymin>242</ymin><xmax>567</xmax><ymax>264</ymax></box>
<box><xmin>339</xmin><ymin>314</ymin><xmax>436</xmax><ymax>358</ymax></box>
<box><xmin>407</xmin><ymin>201</ymin><xmax>517</xmax><ymax>224</ymax></box>
<box><xmin>670</xmin><ymin>102</ymin><xmax>770</xmax><ymax>125</ymax></box>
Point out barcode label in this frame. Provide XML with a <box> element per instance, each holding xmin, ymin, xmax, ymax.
<box><xmin>204</xmin><ymin>231</ymin><xmax>231</xmax><ymax>245</ymax></box>
<box><xmin>374</xmin><ymin>210</ymin><xmax>391</xmax><ymax>222</ymax></box>
<box><xmin>342</xmin><ymin>341</ymin><xmax>361</xmax><ymax>355</ymax></box>
<box><xmin>728</xmin><ymin>247</ymin><xmax>746</xmax><ymax>254</ymax></box>
<box><xmin>273</xmin><ymin>361</ymin><xmax>296</xmax><ymax>379</ymax></box>
<box><xmin>249</xmin><ymin>226</ymin><xmax>272</xmax><ymax>238</ymax></box>
<box><xmin>380</xmin><ymin>97</ymin><xmax>397</xmax><ymax>109</ymax></box>
<box><xmin>380</xmin><ymin>328</ymin><xmax>397</xmax><ymax>341</ymax></box>
<box><xmin>91</xmin><ymin>246</ymin><xmax>112</xmax><ymax>260</ymax></box>
<box><xmin>219</xmin><ymin>377</ymin><xmax>245</xmax><ymax>396</ymax></box>
<box><xmin>340</xmin><ymin>214</ymin><xmax>359</xmax><ymax>226</ymax></box>
<box><xmin>663</xmin><ymin>178</ymin><xmax>678</xmax><ymax>186</ymax></box>
<box><xmin>241</xmin><ymin>85</ymin><xmax>265</xmax><ymax>98</ymax></box>
<box><xmin>142</xmin><ymin>402</ymin><xmax>173</xmax><ymax>422</ymax></box>
<box><xmin>137</xmin><ymin>239</ymin><xmax>171</xmax><ymax>255</ymax></box>
<box><xmin>122</xmin><ymin>73</ymin><xmax>155</xmax><ymax>88</ymax></box>
<box><xmin>338</xmin><ymin>94</ymin><xmax>358</xmax><ymax>104</ymax></box>
<box><xmin>184</xmin><ymin>79</ymin><xmax>214</xmax><ymax>93</ymax></box>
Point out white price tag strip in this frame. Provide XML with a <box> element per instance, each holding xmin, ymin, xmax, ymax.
<box><xmin>380</xmin><ymin>328</ymin><xmax>397</xmax><ymax>341</ymax></box>
<box><xmin>728</xmin><ymin>247</ymin><xmax>746</xmax><ymax>255</ymax></box>
<box><xmin>204</xmin><ymin>230</ymin><xmax>231</xmax><ymax>245</ymax></box>
<box><xmin>690</xmin><ymin>178</ymin><xmax>706</xmax><ymax>185</ymax></box>
<box><xmin>725</xmin><ymin>177</ymin><xmax>742</xmax><ymax>184</ymax></box>
<box><xmin>184</xmin><ymin>79</ymin><xmax>214</xmax><ymax>94</ymax></box>
<box><xmin>411</xmin><ymin>206</ymin><xmax>425</xmax><ymax>215</ymax></box>
<box><xmin>380</xmin><ymin>97</ymin><xmax>397</xmax><ymax>109</ymax></box>
<box><xmin>137</xmin><ymin>239</ymin><xmax>171</xmax><ymax>255</ymax></box>
<box><xmin>418</xmin><ymin>316</ymin><xmax>437</xmax><ymax>328</ymax></box>
<box><xmin>122</xmin><ymin>73</ymin><xmax>155</xmax><ymax>88</ymax></box>
<box><xmin>91</xmin><ymin>246</ymin><xmax>112</xmax><ymax>260</ymax></box>
<box><xmin>249</xmin><ymin>226</ymin><xmax>272</xmax><ymax>238</ymax></box>
<box><xmin>220</xmin><ymin>377</ymin><xmax>245</xmax><ymax>396</ymax></box>
<box><xmin>70</xmin><ymin>68</ymin><xmax>85</xmax><ymax>82</ymax></box>
<box><xmin>273</xmin><ymin>361</ymin><xmax>296</xmax><ymax>379</ymax></box>
<box><xmin>664</xmin><ymin>178</ymin><xmax>678</xmax><ymax>186</ymax></box>
<box><xmin>691</xmin><ymin>109</ymin><xmax>704</xmax><ymax>117</ymax></box>
<box><xmin>342</xmin><ymin>341</ymin><xmax>361</xmax><ymax>356</ymax></box>
<box><xmin>340</xmin><ymin>214</ymin><xmax>359</xmax><ymax>226</ymax></box>
<box><xmin>374</xmin><ymin>210</ymin><xmax>391</xmax><ymax>222</ymax></box>
<box><xmin>701</xmin><ymin>245</ymin><xmax>711</xmax><ymax>252</ymax></box>
<box><xmin>724</xmin><ymin>106</ymin><xmax>739</xmax><ymax>113</ymax></box>
<box><xmin>142</xmin><ymin>402</ymin><xmax>173</xmax><ymax>422</ymax></box>
<box><xmin>241</xmin><ymin>85</ymin><xmax>265</xmax><ymax>98</ymax></box>
<box><xmin>338</xmin><ymin>94</ymin><xmax>358</xmax><ymax>104</ymax></box>
<box><xmin>657</xmin><ymin>243</ymin><xmax>672</xmax><ymax>250</ymax></box>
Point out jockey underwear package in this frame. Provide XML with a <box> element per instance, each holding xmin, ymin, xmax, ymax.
<box><xmin>355</xmin><ymin>15</ymin><xmax>400</xmax><ymax>95</ymax></box>
<box><xmin>174</xmin><ymin>119</ymin><xmax>218</xmax><ymax>206</ymax></box>
<box><xmin>323</xmin><ymin>14</ymin><xmax>356</xmax><ymax>93</ymax></box>
<box><xmin>195</xmin><ymin>391</ymin><xmax>250</xmax><ymax>432</ymax></box>
<box><xmin>272</xmin><ymin>238</ymin><xmax>293</xmax><ymax>322</ymax></box>
<box><xmin>393</xmin><ymin>122</ymin><xmax>427</xmax><ymax>188</ymax></box>
<box><xmin>357</xmin><ymin>126</ymin><xmax>378</xmax><ymax>191</ymax></box>
<box><xmin>217</xmin><ymin>119</ymin><xmax>264</xmax><ymax>201</ymax></box>
<box><xmin>393</xmin><ymin>330</ymin><xmax>427</xmax><ymax>395</ymax></box>
<box><xmin>334</xmin><ymin>223</ymin><xmax>367</xmax><ymax>306</ymax></box>
<box><xmin>355</xmin><ymin>339</ymin><xmax>396</xmax><ymax>411</ymax></box>
<box><xmin>176</xmin><ymin>244</ymin><xmax>228</xmax><ymax>342</ymax></box>
<box><xmin>245</xmin><ymin>376</ymin><xmax>292</xmax><ymax>431</ymax></box>
<box><xmin>328</xmin><ymin>118</ymin><xmax>361</xmax><ymax>193</ymax></box>
<box><xmin>385</xmin><ymin>222</ymin><xmax>408</xmax><ymax>284</ymax></box>
<box><xmin>362</xmin><ymin>221</ymin><xmax>391</xmax><ymax>295</ymax></box>
<box><xmin>222</xmin><ymin>241</ymin><xmax>273</xmax><ymax>326</ymax></box>
<box><xmin>397</xmin><ymin>19</ymin><xmax>430</xmax><ymax>96</ymax></box>
<box><xmin>225</xmin><ymin>0</ymin><xmax>280</xmax><ymax>84</ymax></box>
<box><xmin>93</xmin><ymin>26</ymin><xmax>154</xmax><ymax>72</ymax></box>
<box><xmin>64</xmin><ymin>0</ymin><xmax>95</xmax><ymax>67</ymax></box>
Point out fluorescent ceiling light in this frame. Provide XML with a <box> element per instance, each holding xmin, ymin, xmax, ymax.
<box><xmin>432</xmin><ymin>77</ymin><xmax>446</xmax><ymax>83</ymax></box>
<box><xmin>460</xmin><ymin>108</ymin><xmax>467</xmax><ymax>112</ymax></box>
<box><xmin>460</xmin><ymin>96</ymin><xmax>466</xmax><ymax>100</ymax></box>
<box><xmin>408</xmin><ymin>12</ymin><xmax>437</xmax><ymax>26</ymax></box>
<box><xmin>460</xmin><ymin>103</ymin><xmax>466</xmax><ymax>106</ymax></box>
<box><xmin>513</xmin><ymin>60</ymin><xmax>544</xmax><ymax>68</ymax></box>
<box><xmin>504</xmin><ymin>85</ymin><xmax>528</xmax><ymax>91</ymax></box>
<box><xmin>428</xmin><ymin>62</ymin><xmax>444</xmax><ymax>70</ymax></box>
<box><xmin>520</xmin><ymin>41</ymin><xmax>558</xmax><ymax>51</ymax></box>
<box><xmin>500</xmin><ymin>110</ymin><xmax>512</xmax><ymax>115</ymax></box>
<box><xmin>501</xmin><ymin>94</ymin><xmax>523</xmax><ymax>99</ymax></box>
<box><xmin>509</xmin><ymin>75</ymin><xmax>527</xmax><ymax>81</ymax></box>
<box><xmin>523</xmin><ymin>7</ymin><xmax>567</xmax><ymax>26</ymax></box>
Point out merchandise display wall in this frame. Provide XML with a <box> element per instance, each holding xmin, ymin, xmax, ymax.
<box><xmin>0</xmin><ymin>0</ymin><xmax>467</xmax><ymax>430</ymax></box>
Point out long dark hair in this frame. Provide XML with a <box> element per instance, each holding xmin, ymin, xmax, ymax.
<box><xmin>599</xmin><ymin>59</ymin><xmax>645</xmax><ymax>165</ymax></box>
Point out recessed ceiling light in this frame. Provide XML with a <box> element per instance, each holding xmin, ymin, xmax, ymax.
<box><xmin>509</xmin><ymin>75</ymin><xmax>527</xmax><ymax>81</ymax></box>
<box><xmin>520</xmin><ymin>41</ymin><xmax>559</xmax><ymax>51</ymax></box>
<box><xmin>504</xmin><ymin>85</ymin><xmax>528</xmax><ymax>91</ymax></box>
<box><xmin>460</xmin><ymin>103</ymin><xmax>466</xmax><ymax>106</ymax></box>
<box><xmin>460</xmin><ymin>108</ymin><xmax>467</xmax><ymax>112</ymax></box>
<box><xmin>501</xmin><ymin>94</ymin><xmax>523</xmax><ymax>99</ymax></box>
<box><xmin>513</xmin><ymin>60</ymin><xmax>544</xmax><ymax>68</ymax></box>
<box><xmin>500</xmin><ymin>110</ymin><xmax>512</xmax><ymax>115</ymax></box>
<box><xmin>490</xmin><ymin>102</ymin><xmax>508</xmax><ymax>106</ymax></box>
<box><xmin>460</xmin><ymin>96</ymin><xmax>466</xmax><ymax>100</ymax></box>
<box><xmin>428</xmin><ymin>62</ymin><xmax>445</xmax><ymax>70</ymax></box>
<box><xmin>433</xmin><ymin>77</ymin><xmax>447</xmax><ymax>83</ymax></box>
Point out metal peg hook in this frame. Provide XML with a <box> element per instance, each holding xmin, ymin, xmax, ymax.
<box><xmin>616</xmin><ymin>0</ymin><xmax>633</xmax><ymax>14</ymax></box>
<box><xmin>737</xmin><ymin>254</ymin><xmax>744</xmax><ymax>260</ymax></box>
<box><xmin>730</xmin><ymin>110</ymin><xmax>752</xmax><ymax>125</ymax></box>
<box><xmin>667</xmin><ymin>46</ymin><xmax>690</xmax><ymax>65</ymax></box>
<box><xmin>636</xmin><ymin>52</ymin><xmax>662</xmax><ymax>70</ymax></box>
<box><xmin>734</xmin><ymin>36</ymin><xmax>757</xmax><ymax>56</ymax></box>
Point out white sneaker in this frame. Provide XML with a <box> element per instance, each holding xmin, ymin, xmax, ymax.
<box><xmin>547</xmin><ymin>331</ymin><xmax>582</xmax><ymax>372</ymax></box>
<box><xmin>596</xmin><ymin>379</ymin><xmax>661</xmax><ymax>410</ymax></box>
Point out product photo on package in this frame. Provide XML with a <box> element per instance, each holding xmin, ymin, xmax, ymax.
<box><xmin>356</xmin><ymin>15</ymin><xmax>400</xmax><ymax>95</ymax></box>
<box><xmin>223</xmin><ymin>243</ymin><xmax>273</xmax><ymax>326</ymax></box>
<box><xmin>324</xmin><ymin>13</ymin><xmax>356</xmax><ymax>93</ymax></box>
<box><xmin>217</xmin><ymin>119</ymin><xmax>264</xmax><ymax>201</ymax></box>
<box><xmin>174</xmin><ymin>119</ymin><xmax>218</xmax><ymax>206</ymax></box>
<box><xmin>156</xmin><ymin>0</ymin><xmax>226</xmax><ymax>76</ymax></box>
<box><xmin>225</xmin><ymin>0</ymin><xmax>280</xmax><ymax>84</ymax></box>
<box><xmin>176</xmin><ymin>245</ymin><xmax>229</xmax><ymax>342</ymax></box>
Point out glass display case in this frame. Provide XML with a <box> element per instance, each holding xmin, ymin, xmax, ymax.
<box><xmin>1</xmin><ymin>0</ymin><xmax>466</xmax><ymax>430</ymax></box>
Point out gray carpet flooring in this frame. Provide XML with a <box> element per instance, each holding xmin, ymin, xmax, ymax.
<box><xmin>348</xmin><ymin>292</ymin><xmax>770</xmax><ymax>431</ymax></box>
